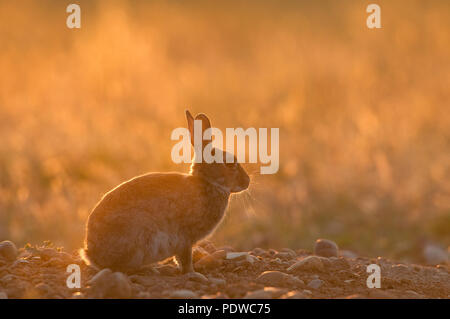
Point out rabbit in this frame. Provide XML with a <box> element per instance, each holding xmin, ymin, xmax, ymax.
<box><xmin>80</xmin><ymin>110</ymin><xmax>250</xmax><ymax>274</ymax></box>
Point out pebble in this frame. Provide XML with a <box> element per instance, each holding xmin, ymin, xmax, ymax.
<box><xmin>405</xmin><ymin>290</ymin><xmax>425</xmax><ymax>299</ymax></box>
<box><xmin>35</xmin><ymin>283</ymin><xmax>51</xmax><ymax>296</ymax></box>
<box><xmin>0</xmin><ymin>291</ymin><xmax>8</xmax><ymax>299</ymax></box>
<box><xmin>280</xmin><ymin>248</ymin><xmax>297</xmax><ymax>257</ymax></box>
<box><xmin>12</xmin><ymin>259</ymin><xmax>30</xmax><ymax>267</ymax></box>
<box><xmin>273</xmin><ymin>252</ymin><xmax>291</xmax><ymax>260</ymax></box>
<box><xmin>170</xmin><ymin>289</ymin><xmax>198</xmax><ymax>299</ymax></box>
<box><xmin>323</xmin><ymin>257</ymin><xmax>350</xmax><ymax>270</ymax></box>
<box><xmin>244</xmin><ymin>287</ymin><xmax>287</xmax><ymax>299</ymax></box>
<box><xmin>272</xmin><ymin>258</ymin><xmax>282</xmax><ymax>265</ymax></box>
<box><xmin>0</xmin><ymin>274</ymin><xmax>15</xmax><ymax>284</ymax></box>
<box><xmin>156</xmin><ymin>264</ymin><xmax>178</xmax><ymax>276</ymax></box>
<box><xmin>193</xmin><ymin>246</ymin><xmax>210</xmax><ymax>262</ymax></box>
<box><xmin>185</xmin><ymin>272</ymin><xmax>209</xmax><ymax>283</ymax></box>
<box><xmin>217</xmin><ymin>245</ymin><xmax>235</xmax><ymax>252</ymax></box>
<box><xmin>287</xmin><ymin>256</ymin><xmax>324</xmax><ymax>273</ymax></box>
<box><xmin>314</xmin><ymin>239</ymin><xmax>338</xmax><ymax>258</ymax></box>
<box><xmin>303</xmin><ymin>289</ymin><xmax>313</xmax><ymax>296</ymax></box>
<box><xmin>280</xmin><ymin>290</ymin><xmax>309</xmax><ymax>299</ymax></box>
<box><xmin>39</xmin><ymin>248</ymin><xmax>58</xmax><ymax>261</ymax></box>
<box><xmin>88</xmin><ymin>269</ymin><xmax>132</xmax><ymax>298</ymax></box>
<box><xmin>244</xmin><ymin>254</ymin><xmax>258</xmax><ymax>264</ymax></box>
<box><xmin>423</xmin><ymin>244</ymin><xmax>448</xmax><ymax>265</ymax></box>
<box><xmin>208</xmin><ymin>277</ymin><xmax>226</xmax><ymax>286</ymax></box>
<box><xmin>71</xmin><ymin>292</ymin><xmax>84</xmax><ymax>299</ymax></box>
<box><xmin>345</xmin><ymin>294</ymin><xmax>365</xmax><ymax>299</ymax></box>
<box><xmin>307</xmin><ymin>279</ymin><xmax>324</xmax><ymax>289</ymax></box>
<box><xmin>251</xmin><ymin>248</ymin><xmax>266</xmax><ymax>257</ymax></box>
<box><xmin>202</xmin><ymin>292</ymin><xmax>229</xmax><ymax>299</ymax></box>
<box><xmin>136</xmin><ymin>291</ymin><xmax>152</xmax><ymax>298</ymax></box>
<box><xmin>195</xmin><ymin>255</ymin><xmax>223</xmax><ymax>270</ymax></box>
<box><xmin>257</xmin><ymin>271</ymin><xmax>303</xmax><ymax>287</ymax></box>
<box><xmin>339</xmin><ymin>250</ymin><xmax>358</xmax><ymax>259</ymax></box>
<box><xmin>226</xmin><ymin>252</ymin><xmax>249</xmax><ymax>260</ymax></box>
<box><xmin>0</xmin><ymin>241</ymin><xmax>18</xmax><ymax>261</ymax></box>
<box><xmin>200</xmin><ymin>241</ymin><xmax>217</xmax><ymax>253</ymax></box>
<box><xmin>210</xmin><ymin>249</ymin><xmax>227</xmax><ymax>260</ymax></box>
<box><xmin>57</xmin><ymin>252</ymin><xmax>75</xmax><ymax>263</ymax></box>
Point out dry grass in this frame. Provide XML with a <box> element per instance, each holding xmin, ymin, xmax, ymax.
<box><xmin>0</xmin><ymin>0</ymin><xmax>449</xmax><ymax>261</ymax></box>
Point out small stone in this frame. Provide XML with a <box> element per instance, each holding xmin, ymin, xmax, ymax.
<box><xmin>170</xmin><ymin>289</ymin><xmax>198</xmax><ymax>299</ymax></box>
<box><xmin>89</xmin><ymin>268</ymin><xmax>112</xmax><ymax>284</ymax></box>
<box><xmin>39</xmin><ymin>248</ymin><xmax>58</xmax><ymax>261</ymax></box>
<box><xmin>186</xmin><ymin>272</ymin><xmax>209</xmax><ymax>283</ymax></box>
<box><xmin>274</xmin><ymin>252</ymin><xmax>291</xmax><ymax>260</ymax></box>
<box><xmin>156</xmin><ymin>264</ymin><xmax>178</xmax><ymax>276</ymax></box>
<box><xmin>0</xmin><ymin>241</ymin><xmax>18</xmax><ymax>261</ymax></box>
<box><xmin>423</xmin><ymin>244</ymin><xmax>448</xmax><ymax>265</ymax></box>
<box><xmin>226</xmin><ymin>252</ymin><xmax>249</xmax><ymax>260</ymax></box>
<box><xmin>287</xmin><ymin>256</ymin><xmax>324</xmax><ymax>273</ymax></box>
<box><xmin>261</xmin><ymin>287</ymin><xmax>289</xmax><ymax>298</ymax></box>
<box><xmin>251</xmin><ymin>248</ymin><xmax>266</xmax><ymax>257</ymax></box>
<box><xmin>257</xmin><ymin>271</ymin><xmax>303</xmax><ymax>287</ymax></box>
<box><xmin>202</xmin><ymin>292</ymin><xmax>229</xmax><ymax>299</ymax></box>
<box><xmin>135</xmin><ymin>291</ymin><xmax>151</xmax><ymax>298</ymax></box>
<box><xmin>345</xmin><ymin>294</ymin><xmax>365</xmax><ymax>299</ymax></box>
<box><xmin>272</xmin><ymin>258</ymin><xmax>282</xmax><ymax>264</ymax></box>
<box><xmin>43</xmin><ymin>257</ymin><xmax>64</xmax><ymax>267</ymax></box>
<box><xmin>303</xmin><ymin>289</ymin><xmax>312</xmax><ymax>295</ymax></box>
<box><xmin>0</xmin><ymin>274</ymin><xmax>15</xmax><ymax>284</ymax></box>
<box><xmin>325</xmin><ymin>257</ymin><xmax>350</xmax><ymax>270</ymax></box>
<box><xmin>339</xmin><ymin>250</ymin><xmax>358</xmax><ymax>259</ymax></box>
<box><xmin>307</xmin><ymin>279</ymin><xmax>324</xmax><ymax>289</ymax></box>
<box><xmin>210</xmin><ymin>249</ymin><xmax>227</xmax><ymax>260</ymax></box>
<box><xmin>314</xmin><ymin>239</ymin><xmax>338</xmax><ymax>258</ymax></box>
<box><xmin>193</xmin><ymin>246</ymin><xmax>210</xmax><ymax>263</ymax></box>
<box><xmin>217</xmin><ymin>245</ymin><xmax>235</xmax><ymax>252</ymax></box>
<box><xmin>209</xmin><ymin>277</ymin><xmax>226</xmax><ymax>286</ymax></box>
<box><xmin>71</xmin><ymin>292</ymin><xmax>84</xmax><ymax>299</ymax></box>
<box><xmin>244</xmin><ymin>254</ymin><xmax>258</xmax><ymax>264</ymax></box>
<box><xmin>280</xmin><ymin>248</ymin><xmax>297</xmax><ymax>257</ymax></box>
<box><xmin>57</xmin><ymin>252</ymin><xmax>75</xmax><ymax>263</ymax></box>
<box><xmin>35</xmin><ymin>283</ymin><xmax>51</xmax><ymax>296</ymax></box>
<box><xmin>88</xmin><ymin>269</ymin><xmax>132</xmax><ymax>298</ymax></box>
<box><xmin>244</xmin><ymin>288</ymin><xmax>286</xmax><ymax>299</ymax></box>
<box><xmin>12</xmin><ymin>259</ymin><xmax>30</xmax><ymax>267</ymax></box>
<box><xmin>199</xmin><ymin>241</ymin><xmax>217</xmax><ymax>253</ymax></box>
<box><xmin>0</xmin><ymin>291</ymin><xmax>8</xmax><ymax>299</ymax></box>
<box><xmin>405</xmin><ymin>290</ymin><xmax>425</xmax><ymax>299</ymax></box>
<box><xmin>280</xmin><ymin>290</ymin><xmax>309</xmax><ymax>299</ymax></box>
<box><xmin>195</xmin><ymin>255</ymin><xmax>223</xmax><ymax>270</ymax></box>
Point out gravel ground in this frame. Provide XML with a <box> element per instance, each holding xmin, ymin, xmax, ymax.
<box><xmin>0</xmin><ymin>240</ymin><xmax>448</xmax><ymax>299</ymax></box>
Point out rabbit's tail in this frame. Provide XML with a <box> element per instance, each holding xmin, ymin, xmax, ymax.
<box><xmin>79</xmin><ymin>248</ymin><xmax>100</xmax><ymax>271</ymax></box>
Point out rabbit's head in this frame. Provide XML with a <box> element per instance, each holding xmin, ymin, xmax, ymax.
<box><xmin>186</xmin><ymin>110</ymin><xmax>250</xmax><ymax>193</ymax></box>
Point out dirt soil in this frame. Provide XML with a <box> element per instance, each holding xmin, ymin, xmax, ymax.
<box><xmin>0</xmin><ymin>241</ymin><xmax>449</xmax><ymax>299</ymax></box>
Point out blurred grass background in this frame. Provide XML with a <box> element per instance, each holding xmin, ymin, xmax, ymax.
<box><xmin>0</xmin><ymin>0</ymin><xmax>449</xmax><ymax>262</ymax></box>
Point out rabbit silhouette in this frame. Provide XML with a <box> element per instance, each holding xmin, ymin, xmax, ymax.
<box><xmin>80</xmin><ymin>110</ymin><xmax>250</xmax><ymax>273</ymax></box>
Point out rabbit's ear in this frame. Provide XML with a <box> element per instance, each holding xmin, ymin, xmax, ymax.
<box><xmin>195</xmin><ymin>113</ymin><xmax>212</xmax><ymax>148</ymax></box>
<box><xmin>195</xmin><ymin>113</ymin><xmax>211</xmax><ymax>132</ymax></box>
<box><xmin>186</xmin><ymin>110</ymin><xmax>195</xmax><ymax>146</ymax></box>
